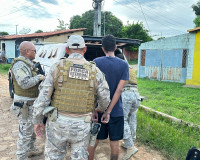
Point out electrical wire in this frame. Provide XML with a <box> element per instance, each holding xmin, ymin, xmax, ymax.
<box><xmin>136</xmin><ymin>0</ymin><xmax>151</xmax><ymax>36</ymax></box>
<box><xmin>0</xmin><ymin>0</ymin><xmax>41</xmax><ymax>18</ymax></box>
<box><xmin>113</xmin><ymin>0</ymin><xmax>188</xmax><ymax>34</ymax></box>
<box><xmin>133</xmin><ymin>0</ymin><xmax>192</xmax><ymax>27</ymax></box>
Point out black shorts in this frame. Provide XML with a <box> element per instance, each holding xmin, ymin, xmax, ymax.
<box><xmin>97</xmin><ymin>113</ymin><xmax>124</xmax><ymax>141</ymax></box>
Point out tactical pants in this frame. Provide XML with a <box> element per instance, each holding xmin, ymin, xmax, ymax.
<box><xmin>11</xmin><ymin>102</ymin><xmax>36</xmax><ymax>160</ymax></box>
<box><xmin>122</xmin><ymin>89</ymin><xmax>140</xmax><ymax>149</ymax></box>
<box><xmin>45</xmin><ymin>114</ymin><xmax>90</xmax><ymax>160</ymax></box>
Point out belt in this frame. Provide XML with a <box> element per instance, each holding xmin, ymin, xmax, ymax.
<box><xmin>123</xmin><ymin>86</ymin><xmax>138</xmax><ymax>92</ymax></box>
<box><xmin>58</xmin><ymin>111</ymin><xmax>92</xmax><ymax>122</ymax></box>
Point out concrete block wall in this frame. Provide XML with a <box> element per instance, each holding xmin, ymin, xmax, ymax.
<box><xmin>138</xmin><ymin>33</ymin><xmax>195</xmax><ymax>80</ymax></box>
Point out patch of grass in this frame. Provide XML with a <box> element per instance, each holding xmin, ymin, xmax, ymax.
<box><xmin>0</xmin><ymin>64</ymin><xmax>10</xmax><ymax>74</ymax></box>
<box><xmin>137</xmin><ymin>109</ymin><xmax>200</xmax><ymax>160</ymax></box>
<box><xmin>128</xmin><ymin>59</ymin><xmax>138</xmax><ymax>65</ymax></box>
<box><xmin>137</xmin><ymin>78</ymin><xmax>200</xmax><ymax>124</ymax></box>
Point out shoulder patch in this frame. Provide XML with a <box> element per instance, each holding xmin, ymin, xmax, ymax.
<box><xmin>16</xmin><ymin>66</ymin><xmax>29</xmax><ymax>77</ymax></box>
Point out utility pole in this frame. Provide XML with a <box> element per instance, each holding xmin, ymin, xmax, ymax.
<box><xmin>16</xmin><ymin>25</ymin><xmax>18</xmax><ymax>35</ymax></box>
<box><xmin>93</xmin><ymin>0</ymin><xmax>103</xmax><ymax>36</ymax></box>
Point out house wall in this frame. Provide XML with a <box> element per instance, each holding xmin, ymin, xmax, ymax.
<box><xmin>1</xmin><ymin>30</ymin><xmax>84</xmax><ymax>60</ymax></box>
<box><xmin>1</xmin><ymin>40</ymin><xmax>16</xmax><ymax>58</ymax></box>
<box><xmin>30</xmin><ymin>31</ymin><xmax>83</xmax><ymax>43</ymax></box>
<box><xmin>186</xmin><ymin>31</ymin><xmax>200</xmax><ymax>85</ymax></box>
<box><xmin>123</xmin><ymin>49</ymin><xmax>138</xmax><ymax>60</ymax></box>
<box><xmin>138</xmin><ymin>33</ymin><xmax>195</xmax><ymax>83</ymax></box>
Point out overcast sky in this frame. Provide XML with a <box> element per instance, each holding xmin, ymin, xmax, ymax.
<box><xmin>0</xmin><ymin>0</ymin><xmax>198</xmax><ymax>39</ymax></box>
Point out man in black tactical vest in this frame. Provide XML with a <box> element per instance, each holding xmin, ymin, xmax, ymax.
<box><xmin>10</xmin><ymin>41</ymin><xmax>45</xmax><ymax>160</ymax></box>
<box><xmin>32</xmin><ymin>35</ymin><xmax>111</xmax><ymax>159</ymax></box>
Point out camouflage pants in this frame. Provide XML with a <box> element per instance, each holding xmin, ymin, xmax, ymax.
<box><xmin>11</xmin><ymin>103</ymin><xmax>36</xmax><ymax>160</ymax></box>
<box><xmin>45</xmin><ymin>114</ymin><xmax>90</xmax><ymax>160</ymax></box>
<box><xmin>122</xmin><ymin>89</ymin><xmax>140</xmax><ymax>149</ymax></box>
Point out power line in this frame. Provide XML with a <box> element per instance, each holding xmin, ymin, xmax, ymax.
<box><xmin>130</xmin><ymin>0</ymin><xmax>191</xmax><ymax>28</ymax></box>
<box><xmin>113</xmin><ymin>0</ymin><xmax>187</xmax><ymax>34</ymax></box>
<box><xmin>0</xmin><ymin>1</ymin><xmax>41</xmax><ymax>18</ymax></box>
<box><xmin>135</xmin><ymin>0</ymin><xmax>151</xmax><ymax>35</ymax></box>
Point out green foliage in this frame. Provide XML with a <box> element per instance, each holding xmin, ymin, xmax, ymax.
<box><xmin>70</xmin><ymin>10</ymin><xmax>94</xmax><ymax>36</ymax></box>
<box><xmin>128</xmin><ymin>60</ymin><xmax>138</xmax><ymax>65</ymax></box>
<box><xmin>0</xmin><ymin>31</ymin><xmax>9</xmax><ymax>36</ymax></box>
<box><xmin>192</xmin><ymin>1</ymin><xmax>200</xmax><ymax>27</ymax></box>
<box><xmin>69</xmin><ymin>10</ymin><xmax>123</xmax><ymax>37</ymax></box>
<box><xmin>0</xmin><ymin>64</ymin><xmax>10</xmax><ymax>73</ymax></box>
<box><xmin>192</xmin><ymin>1</ymin><xmax>200</xmax><ymax>15</ymax></box>
<box><xmin>121</xmin><ymin>21</ymin><xmax>152</xmax><ymax>52</ymax></box>
<box><xmin>56</xmin><ymin>19</ymin><xmax>68</xmax><ymax>31</ymax></box>
<box><xmin>193</xmin><ymin>15</ymin><xmax>200</xmax><ymax>27</ymax></box>
<box><xmin>35</xmin><ymin>30</ymin><xmax>43</xmax><ymax>33</ymax></box>
<box><xmin>157</xmin><ymin>37</ymin><xmax>166</xmax><ymax>40</ymax></box>
<box><xmin>137</xmin><ymin>78</ymin><xmax>200</xmax><ymax>124</ymax></box>
<box><xmin>102</xmin><ymin>11</ymin><xmax>123</xmax><ymax>37</ymax></box>
<box><xmin>137</xmin><ymin>109</ymin><xmax>200</xmax><ymax>160</ymax></box>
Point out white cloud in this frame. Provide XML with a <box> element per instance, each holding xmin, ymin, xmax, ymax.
<box><xmin>107</xmin><ymin>0</ymin><xmax>198</xmax><ymax>38</ymax></box>
<box><xmin>0</xmin><ymin>0</ymin><xmax>199</xmax><ymax>39</ymax></box>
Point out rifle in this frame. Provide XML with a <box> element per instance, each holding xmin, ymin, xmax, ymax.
<box><xmin>34</xmin><ymin>62</ymin><xmax>46</xmax><ymax>124</ymax></box>
<box><xmin>34</xmin><ymin>62</ymin><xmax>45</xmax><ymax>76</ymax></box>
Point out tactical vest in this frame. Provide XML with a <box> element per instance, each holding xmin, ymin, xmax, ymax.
<box><xmin>51</xmin><ymin>58</ymin><xmax>97</xmax><ymax>114</ymax></box>
<box><xmin>10</xmin><ymin>58</ymin><xmax>39</xmax><ymax>98</ymax></box>
<box><xmin>127</xmin><ymin>67</ymin><xmax>137</xmax><ymax>84</ymax></box>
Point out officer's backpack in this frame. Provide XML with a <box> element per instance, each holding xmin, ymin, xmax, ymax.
<box><xmin>186</xmin><ymin>147</ymin><xmax>200</xmax><ymax>160</ymax></box>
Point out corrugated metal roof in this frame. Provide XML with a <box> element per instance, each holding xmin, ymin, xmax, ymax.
<box><xmin>187</xmin><ymin>27</ymin><xmax>200</xmax><ymax>33</ymax></box>
<box><xmin>0</xmin><ymin>28</ymin><xmax>87</xmax><ymax>40</ymax></box>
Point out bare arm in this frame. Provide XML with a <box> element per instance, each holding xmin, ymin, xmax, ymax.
<box><xmin>101</xmin><ymin>80</ymin><xmax>126</xmax><ymax>123</ymax></box>
<box><xmin>106</xmin><ymin>80</ymin><xmax>126</xmax><ymax>113</ymax></box>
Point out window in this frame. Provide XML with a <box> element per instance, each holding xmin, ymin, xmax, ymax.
<box><xmin>52</xmin><ymin>48</ymin><xmax>58</xmax><ymax>57</ymax></box>
<box><xmin>48</xmin><ymin>50</ymin><xmax>53</xmax><ymax>58</ymax></box>
<box><xmin>182</xmin><ymin>49</ymin><xmax>187</xmax><ymax>68</ymax></box>
<box><xmin>140</xmin><ymin>50</ymin><xmax>146</xmax><ymax>66</ymax></box>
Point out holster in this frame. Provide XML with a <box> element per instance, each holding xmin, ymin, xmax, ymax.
<box><xmin>48</xmin><ymin>108</ymin><xmax>58</xmax><ymax>121</ymax></box>
<box><xmin>14</xmin><ymin>101</ymin><xmax>34</xmax><ymax>120</ymax></box>
<box><xmin>89</xmin><ymin>122</ymin><xmax>101</xmax><ymax>146</ymax></box>
<box><xmin>21</xmin><ymin>103</ymin><xmax>28</xmax><ymax>120</ymax></box>
<box><xmin>43</xmin><ymin>106</ymin><xmax>58</xmax><ymax>122</ymax></box>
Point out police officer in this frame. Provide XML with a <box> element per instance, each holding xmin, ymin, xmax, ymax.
<box><xmin>121</xmin><ymin>66</ymin><xmax>141</xmax><ymax>160</ymax></box>
<box><xmin>10</xmin><ymin>41</ymin><xmax>44</xmax><ymax>160</ymax></box>
<box><xmin>33</xmin><ymin>35</ymin><xmax>110</xmax><ymax>160</ymax></box>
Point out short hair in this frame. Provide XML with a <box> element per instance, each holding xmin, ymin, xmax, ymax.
<box><xmin>102</xmin><ymin>35</ymin><xmax>116</xmax><ymax>52</ymax></box>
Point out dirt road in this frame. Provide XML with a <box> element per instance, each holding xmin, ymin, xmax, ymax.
<box><xmin>0</xmin><ymin>74</ymin><xmax>167</xmax><ymax>160</ymax></box>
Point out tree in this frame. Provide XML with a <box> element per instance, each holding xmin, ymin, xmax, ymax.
<box><xmin>193</xmin><ymin>15</ymin><xmax>200</xmax><ymax>27</ymax></box>
<box><xmin>69</xmin><ymin>10</ymin><xmax>123</xmax><ymax>37</ymax></box>
<box><xmin>192</xmin><ymin>1</ymin><xmax>200</xmax><ymax>27</ymax></box>
<box><xmin>19</xmin><ymin>27</ymin><xmax>31</xmax><ymax>34</ymax></box>
<box><xmin>102</xmin><ymin>11</ymin><xmax>123</xmax><ymax>37</ymax></box>
<box><xmin>121</xmin><ymin>21</ymin><xmax>152</xmax><ymax>51</ymax></box>
<box><xmin>192</xmin><ymin>1</ymin><xmax>200</xmax><ymax>15</ymax></box>
<box><xmin>0</xmin><ymin>32</ymin><xmax>9</xmax><ymax>36</ymax></box>
<box><xmin>35</xmin><ymin>29</ymin><xmax>43</xmax><ymax>33</ymax></box>
<box><xmin>56</xmin><ymin>19</ymin><xmax>68</xmax><ymax>31</ymax></box>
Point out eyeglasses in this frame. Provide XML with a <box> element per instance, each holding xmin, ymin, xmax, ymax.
<box><xmin>29</xmin><ymin>49</ymin><xmax>36</xmax><ymax>53</ymax></box>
